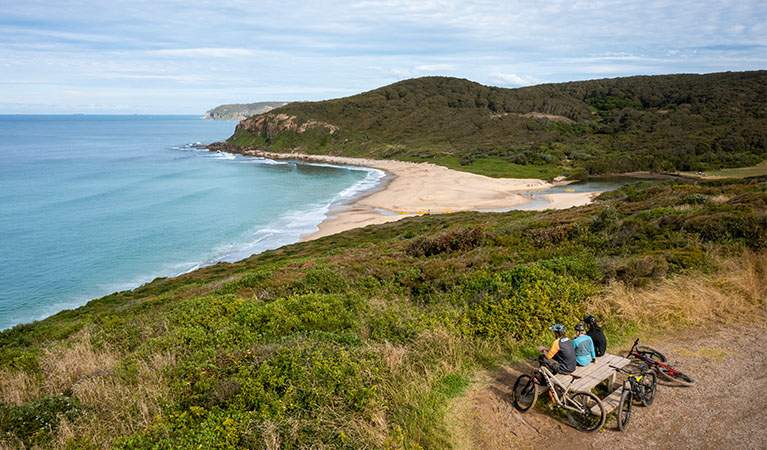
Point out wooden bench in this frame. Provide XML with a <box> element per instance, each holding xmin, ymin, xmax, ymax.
<box><xmin>548</xmin><ymin>353</ymin><xmax>632</xmax><ymax>414</ymax></box>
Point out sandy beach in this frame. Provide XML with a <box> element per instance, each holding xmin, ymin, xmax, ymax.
<box><xmin>235</xmin><ymin>150</ymin><xmax>598</xmax><ymax>240</ymax></box>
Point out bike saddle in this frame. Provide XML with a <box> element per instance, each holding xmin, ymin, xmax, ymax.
<box><xmin>569</xmin><ymin>374</ymin><xmax>582</xmax><ymax>379</ymax></box>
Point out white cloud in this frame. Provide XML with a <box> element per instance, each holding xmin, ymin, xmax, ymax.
<box><xmin>415</xmin><ymin>63</ymin><xmax>456</xmax><ymax>71</ymax></box>
<box><xmin>2</xmin><ymin>0</ymin><xmax>765</xmax><ymax>113</ymax></box>
<box><xmin>149</xmin><ymin>48</ymin><xmax>255</xmax><ymax>58</ymax></box>
<box><xmin>488</xmin><ymin>72</ymin><xmax>539</xmax><ymax>86</ymax></box>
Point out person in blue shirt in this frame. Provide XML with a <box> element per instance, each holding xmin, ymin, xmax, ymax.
<box><xmin>572</xmin><ymin>322</ymin><xmax>596</xmax><ymax>366</ymax></box>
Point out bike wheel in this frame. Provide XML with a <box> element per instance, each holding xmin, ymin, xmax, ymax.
<box><xmin>639</xmin><ymin>370</ymin><xmax>657</xmax><ymax>406</ymax></box>
<box><xmin>617</xmin><ymin>389</ymin><xmax>632</xmax><ymax>431</ymax></box>
<box><xmin>636</xmin><ymin>345</ymin><xmax>667</xmax><ymax>363</ymax></box>
<box><xmin>513</xmin><ymin>374</ymin><xmax>538</xmax><ymax>412</ymax></box>
<box><xmin>661</xmin><ymin>366</ymin><xmax>695</xmax><ymax>385</ymax></box>
<box><xmin>566</xmin><ymin>391</ymin><xmax>605</xmax><ymax>433</ymax></box>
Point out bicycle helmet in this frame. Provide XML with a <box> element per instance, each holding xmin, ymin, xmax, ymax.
<box><xmin>583</xmin><ymin>315</ymin><xmax>597</xmax><ymax>325</ymax></box>
<box><xmin>574</xmin><ymin>322</ymin><xmax>585</xmax><ymax>332</ymax></box>
<box><xmin>548</xmin><ymin>324</ymin><xmax>566</xmax><ymax>333</ymax></box>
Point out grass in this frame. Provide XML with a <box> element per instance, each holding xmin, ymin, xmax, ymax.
<box><xmin>587</xmin><ymin>249</ymin><xmax>767</xmax><ymax>331</ymax></box>
<box><xmin>705</xmin><ymin>160</ymin><xmax>767</xmax><ymax>178</ymax></box>
<box><xmin>0</xmin><ymin>177</ymin><xmax>765</xmax><ymax>449</ymax></box>
<box><xmin>417</xmin><ymin>156</ymin><xmax>563</xmax><ymax>180</ymax></box>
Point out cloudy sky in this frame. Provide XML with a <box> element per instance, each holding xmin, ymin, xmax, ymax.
<box><xmin>1</xmin><ymin>0</ymin><xmax>765</xmax><ymax>114</ymax></box>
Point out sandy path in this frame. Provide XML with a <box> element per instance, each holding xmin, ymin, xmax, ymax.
<box><xmin>450</xmin><ymin>322</ymin><xmax>767</xmax><ymax>450</ymax></box>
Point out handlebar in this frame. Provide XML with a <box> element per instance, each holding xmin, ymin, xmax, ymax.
<box><xmin>610</xmin><ymin>364</ymin><xmax>649</xmax><ymax>376</ymax></box>
<box><xmin>626</xmin><ymin>338</ymin><xmax>640</xmax><ymax>358</ymax></box>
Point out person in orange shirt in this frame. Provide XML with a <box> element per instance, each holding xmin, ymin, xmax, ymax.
<box><xmin>537</xmin><ymin>324</ymin><xmax>577</xmax><ymax>375</ymax></box>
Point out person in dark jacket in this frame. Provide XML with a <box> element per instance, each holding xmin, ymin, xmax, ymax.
<box><xmin>537</xmin><ymin>324</ymin><xmax>576</xmax><ymax>375</ymax></box>
<box><xmin>584</xmin><ymin>315</ymin><xmax>607</xmax><ymax>357</ymax></box>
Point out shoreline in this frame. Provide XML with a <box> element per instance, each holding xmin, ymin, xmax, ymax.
<box><xmin>209</xmin><ymin>146</ymin><xmax>601</xmax><ymax>241</ymax></box>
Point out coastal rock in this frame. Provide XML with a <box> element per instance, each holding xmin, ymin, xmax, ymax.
<box><xmin>237</xmin><ymin>113</ymin><xmax>338</xmax><ymax>138</ymax></box>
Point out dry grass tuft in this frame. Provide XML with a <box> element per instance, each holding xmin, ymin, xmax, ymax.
<box><xmin>588</xmin><ymin>250</ymin><xmax>767</xmax><ymax>328</ymax></box>
<box><xmin>40</xmin><ymin>330</ymin><xmax>119</xmax><ymax>394</ymax></box>
<box><xmin>62</xmin><ymin>351</ymin><xmax>175</xmax><ymax>447</ymax></box>
<box><xmin>0</xmin><ymin>328</ymin><xmax>176</xmax><ymax>449</ymax></box>
<box><xmin>710</xmin><ymin>194</ymin><xmax>731</xmax><ymax>203</ymax></box>
<box><xmin>379</xmin><ymin>341</ymin><xmax>407</xmax><ymax>373</ymax></box>
<box><xmin>0</xmin><ymin>368</ymin><xmax>41</xmax><ymax>406</ymax></box>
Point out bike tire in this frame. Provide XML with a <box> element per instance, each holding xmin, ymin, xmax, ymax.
<box><xmin>617</xmin><ymin>389</ymin><xmax>632</xmax><ymax>431</ymax></box>
<box><xmin>566</xmin><ymin>391</ymin><xmax>605</xmax><ymax>433</ymax></box>
<box><xmin>513</xmin><ymin>374</ymin><xmax>538</xmax><ymax>412</ymax></box>
<box><xmin>636</xmin><ymin>345</ymin><xmax>667</xmax><ymax>363</ymax></box>
<box><xmin>639</xmin><ymin>369</ymin><xmax>657</xmax><ymax>406</ymax></box>
<box><xmin>660</xmin><ymin>366</ymin><xmax>695</xmax><ymax>385</ymax></box>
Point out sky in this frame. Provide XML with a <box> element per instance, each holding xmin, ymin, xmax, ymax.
<box><xmin>1</xmin><ymin>0</ymin><xmax>765</xmax><ymax>114</ymax></box>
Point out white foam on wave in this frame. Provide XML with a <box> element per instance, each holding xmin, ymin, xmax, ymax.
<box><xmin>212</xmin><ymin>151</ymin><xmax>236</xmax><ymax>160</ymax></box>
<box><xmin>239</xmin><ymin>157</ymin><xmax>292</xmax><ymax>166</ymax></box>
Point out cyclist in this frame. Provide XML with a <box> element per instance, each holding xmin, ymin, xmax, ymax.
<box><xmin>537</xmin><ymin>324</ymin><xmax>576</xmax><ymax>375</ymax></box>
<box><xmin>572</xmin><ymin>323</ymin><xmax>596</xmax><ymax>366</ymax></box>
<box><xmin>584</xmin><ymin>315</ymin><xmax>606</xmax><ymax>357</ymax></box>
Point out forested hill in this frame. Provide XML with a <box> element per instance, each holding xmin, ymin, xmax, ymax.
<box><xmin>226</xmin><ymin>71</ymin><xmax>767</xmax><ymax>178</ymax></box>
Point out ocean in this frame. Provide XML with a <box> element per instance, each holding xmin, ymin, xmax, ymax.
<box><xmin>0</xmin><ymin>115</ymin><xmax>384</xmax><ymax>330</ymax></box>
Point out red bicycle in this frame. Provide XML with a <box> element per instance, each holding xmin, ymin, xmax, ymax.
<box><xmin>626</xmin><ymin>338</ymin><xmax>694</xmax><ymax>385</ymax></box>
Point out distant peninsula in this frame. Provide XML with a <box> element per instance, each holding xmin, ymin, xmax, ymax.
<box><xmin>203</xmin><ymin>101</ymin><xmax>288</xmax><ymax>120</ymax></box>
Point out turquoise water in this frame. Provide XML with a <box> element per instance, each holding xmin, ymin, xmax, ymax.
<box><xmin>0</xmin><ymin>115</ymin><xmax>382</xmax><ymax>330</ymax></box>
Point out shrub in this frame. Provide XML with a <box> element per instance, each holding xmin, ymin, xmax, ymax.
<box><xmin>463</xmin><ymin>264</ymin><xmax>597</xmax><ymax>339</ymax></box>
<box><xmin>681</xmin><ymin>211</ymin><xmax>766</xmax><ymax>248</ymax></box>
<box><xmin>0</xmin><ymin>394</ymin><xmax>82</xmax><ymax>447</ymax></box>
<box><xmin>527</xmin><ymin>223</ymin><xmax>582</xmax><ymax>247</ymax></box>
<box><xmin>589</xmin><ymin>206</ymin><xmax>621</xmax><ymax>232</ymax></box>
<box><xmin>231</xmin><ymin>342</ymin><xmax>380</xmax><ymax>419</ymax></box>
<box><xmin>676</xmin><ymin>193</ymin><xmax>710</xmax><ymax>205</ymax></box>
<box><xmin>215</xmin><ymin>270</ymin><xmax>272</xmax><ymax>295</ymax></box>
<box><xmin>538</xmin><ymin>256</ymin><xmax>602</xmax><ymax>281</ymax></box>
<box><xmin>601</xmin><ymin>254</ymin><xmax>670</xmax><ymax>286</ymax></box>
<box><xmin>234</xmin><ymin>293</ymin><xmax>363</xmax><ymax>339</ymax></box>
<box><xmin>293</xmin><ymin>267</ymin><xmax>349</xmax><ymax>294</ymax></box>
<box><xmin>407</xmin><ymin>227</ymin><xmax>485</xmax><ymax>257</ymax></box>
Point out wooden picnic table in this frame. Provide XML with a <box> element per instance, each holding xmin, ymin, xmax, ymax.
<box><xmin>548</xmin><ymin>353</ymin><xmax>632</xmax><ymax>414</ymax></box>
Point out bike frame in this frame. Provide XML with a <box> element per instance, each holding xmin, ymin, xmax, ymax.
<box><xmin>627</xmin><ymin>339</ymin><xmax>683</xmax><ymax>377</ymax></box>
<box><xmin>535</xmin><ymin>365</ymin><xmax>587</xmax><ymax>414</ymax></box>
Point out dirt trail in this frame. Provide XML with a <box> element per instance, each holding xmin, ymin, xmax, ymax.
<box><xmin>449</xmin><ymin>323</ymin><xmax>767</xmax><ymax>450</ymax></box>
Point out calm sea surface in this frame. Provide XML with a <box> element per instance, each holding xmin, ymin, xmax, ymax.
<box><xmin>0</xmin><ymin>115</ymin><xmax>382</xmax><ymax>330</ymax></box>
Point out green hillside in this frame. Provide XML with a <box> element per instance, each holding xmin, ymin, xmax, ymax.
<box><xmin>227</xmin><ymin>71</ymin><xmax>767</xmax><ymax>179</ymax></box>
<box><xmin>1</xmin><ymin>176</ymin><xmax>765</xmax><ymax>449</ymax></box>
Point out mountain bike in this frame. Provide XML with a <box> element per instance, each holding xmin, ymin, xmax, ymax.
<box><xmin>609</xmin><ymin>364</ymin><xmax>657</xmax><ymax>431</ymax></box>
<box><xmin>513</xmin><ymin>361</ymin><xmax>606</xmax><ymax>432</ymax></box>
<box><xmin>626</xmin><ymin>338</ymin><xmax>695</xmax><ymax>385</ymax></box>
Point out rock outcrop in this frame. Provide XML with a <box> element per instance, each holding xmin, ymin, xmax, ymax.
<box><xmin>236</xmin><ymin>113</ymin><xmax>337</xmax><ymax>138</ymax></box>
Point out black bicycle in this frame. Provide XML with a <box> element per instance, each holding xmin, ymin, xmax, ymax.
<box><xmin>610</xmin><ymin>364</ymin><xmax>657</xmax><ymax>431</ymax></box>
